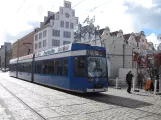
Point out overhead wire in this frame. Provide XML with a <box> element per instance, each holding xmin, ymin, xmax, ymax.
<box><xmin>2</xmin><ymin>0</ymin><xmax>26</xmax><ymax>43</ymax></box>
<box><xmin>72</xmin><ymin>0</ymin><xmax>87</xmax><ymax>8</ymax></box>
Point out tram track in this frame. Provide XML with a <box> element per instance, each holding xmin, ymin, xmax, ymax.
<box><xmin>1</xmin><ymin>74</ymin><xmax>161</xmax><ymax>118</ymax></box>
<box><xmin>0</xmin><ymin>83</ymin><xmax>47</xmax><ymax>120</ymax></box>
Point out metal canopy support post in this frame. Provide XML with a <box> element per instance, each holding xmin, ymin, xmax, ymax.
<box><xmin>133</xmin><ymin>78</ymin><xmax>135</xmax><ymax>92</ymax></box>
<box><xmin>154</xmin><ymin>80</ymin><xmax>157</xmax><ymax>94</ymax></box>
<box><xmin>4</xmin><ymin>46</ymin><xmax>7</xmax><ymax>71</ymax></box>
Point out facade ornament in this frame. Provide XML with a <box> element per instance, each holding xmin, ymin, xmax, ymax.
<box><xmin>74</xmin><ymin>16</ymin><xmax>101</xmax><ymax>45</ymax></box>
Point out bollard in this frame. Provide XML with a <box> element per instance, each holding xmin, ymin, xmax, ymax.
<box><xmin>116</xmin><ymin>77</ymin><xmax>118</xmax><ymax>89</ymax></box>
<box><xmin>133</xmin><ymin>78</ymin><xmax>135</xmax><ymax>92</ymax></box>
<box><xmin>154</xmin><ymin>80</ymin><xmax>157</xmax><ymax>95</ymax></box>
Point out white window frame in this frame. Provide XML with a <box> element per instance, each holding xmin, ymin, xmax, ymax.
<box><xmin>43</xmin><ymin>40</ymin><xmax>46</xmax><ymax>47</ymax></box>
<box><xmin>52</xmin><ymin>29</ymin><xmax>60</xmax><ymax>37</ymax></box>
<box><xmin>52</xmin><ymin>39</ymin><xmax>60</xmax><ymax>47</ymax></box>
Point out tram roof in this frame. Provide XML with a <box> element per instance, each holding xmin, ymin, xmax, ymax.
<box><xmin>9</xmin><ymin>43</ymin><xmax>105</xmax><ymax>63</ymax></box>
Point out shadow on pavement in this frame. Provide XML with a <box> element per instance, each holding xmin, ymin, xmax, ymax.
<box><xmin>79</xmin><ymin>93</ymin><xmax>153</xmax><ymax>109</ymax></box>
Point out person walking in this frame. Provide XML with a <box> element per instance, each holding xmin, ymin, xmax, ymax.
<box><xmin>126</xmin><ymin>71</ymin><xmax>134</xmax><ymax>93</ymax></box>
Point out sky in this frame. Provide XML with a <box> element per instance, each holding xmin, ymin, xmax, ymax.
<box><xmin>0</xmin><ymin>0</ymin><xmax>161</xmax><ymax>48</ymax></box>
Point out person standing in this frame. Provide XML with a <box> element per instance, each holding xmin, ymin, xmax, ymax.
<box><xmin>138</xmin><ymin>71</ymin><xmax>143</xmax><ymax>89</ymax></box>
<box><xmin>126</xmin><ymin>71</ymin><xmax>134</xmax><ymax>93</ymax></box>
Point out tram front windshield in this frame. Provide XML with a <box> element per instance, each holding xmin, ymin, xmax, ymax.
<box><xmin>88</xmin><ymin>57</ymin><xmax>107</xmax><ymax>78</ymax></box>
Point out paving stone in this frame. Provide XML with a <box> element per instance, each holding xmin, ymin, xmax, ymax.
<box><xmin>0</xmin><ymin>72</ymin><xmax>161</xmax><ymax>120</ymax></box>
<box><xmin>136</xmin><ymin>105</ymin><xmax>161</xmax><ymax>115</ymax></box>
<box><xmin>20</xmin><ymin>98</ymin><xmax>48</xmax><ymax>109</ymax></box>
<box><xmin>11</xmin><ymin>109</ymin><xmax>40</xmax><ymax>120</ymax></box>
<box><xmin>47</xmin><ymin>114</ymin><xmax>96</xmax><ymax>120</ymax></box>
<box><xmin>137</xmin><ymin>115</ymin><xmax>161</xmax><ymax>120</ymax></box>
<box><xmin>35</xmin><ymin>107</ymin><xmax>62</xmax><ymax>119</ymax></box>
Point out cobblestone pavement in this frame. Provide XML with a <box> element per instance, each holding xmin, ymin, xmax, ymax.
<box><xmin>0</xmin><ymin>72</ymin><xmax>161</xmax><ymax>120</ymax></box>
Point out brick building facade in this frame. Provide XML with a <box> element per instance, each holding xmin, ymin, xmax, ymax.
<box><xmin>12</xmin><ymin>31</ymin><xmax>36</xmax><ymax>59</ymax></box>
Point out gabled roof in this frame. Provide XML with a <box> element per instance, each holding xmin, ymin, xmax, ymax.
<box><xmin>110</xmin><ymin>31</ymin><xmax>118</xmax><ymax>36</ymax></box>
<box><xmin>98</xmin><ymin>28</ymin><xmax>105</xmax><ymax>35</ymax></box>
<box><xmin>44</xmin><ymin>14</ymin><xmax>55</xmax><ymax>25</ymax></box>
<box><xmin>135</xmin><ymin>36</ymin><xmax>141</xmax><ymax>42</ymax></box>
<box><xmin>123</xmin><ymin>34</ymin><xmax>131</xmax><ymax>40</ymax></box>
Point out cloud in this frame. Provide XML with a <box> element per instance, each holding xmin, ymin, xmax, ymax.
<box><xmin>0</xmin><ymin>0</ymin><xmax>161</xmax><ymax>47</ymax></box>
<box><xmin>146</xmin><ymin>33</ymin><xmax>160</xmax><ymax>48</ymax></box>
<box><xmin>124</xmin><ymin>0</ymin><xmax>161</xmax><ymax>31</ymax></box>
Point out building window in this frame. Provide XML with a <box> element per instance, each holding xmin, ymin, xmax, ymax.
<box><xmin>65</xmin><ymin>21</ymin><xmax>69</xmax><ymax>28</ymax></box>
<box><xmin>52</xmin><ymin>39</ymin><xmax>60</xmax><ymax>46</ymax></box>
<box><xmin>52</xmin><ymin>21</ymin><xmax>54</xmax><ymax>25</ymax></box>
<box><xmin>43</xmin><ymin>40</ymin><xmax>46</xmax><ymax>47</ymax></box>
<box><xmin>35</xmin><ymin>43</ymin><xmax>38</xmax><ymax>49</ymax></box>
<box><xmin>39</xmin><ymin>32</ymin><xmax>42</xmax><ymax>39</ymax></box>
<box><xmin>56</xmin><ymin>14</ymin><xmax>59</xmax><ymax>20</ymax></box>
<box><xmin>65</xmin><ymin>3</ymin><xmax>71</xmax><ymax>8</ymax></box>
<box><xmin>63</xmin><ymin>41</ymin><xmax>70</xmax><ymax>45</ymax></box>
<box><xmin>35</xmin><ymin>34</ymin><xmax>38</xmax><ymax>41</ymax></box>
<box><xmin>52</xmin><ymin>29</ymin><xmax>60</xmax><ymax>37</ymax></box>
<box><xmin>43</xmin><ymin>30</ymin><xmax>47</xmax><ymax>37</ymax></box>
<box><xmin>60</xmin><ymin>21</ymin><xmax>64</xmax><ymax>27</ymax></box>
<box><xmin>76</xmin><ymin>18</ymin><xmax>78</xmax><ymax>24</ymax></box>
<box><xmin>60</xmin><ymin>8</ymin><xmax>63</xmax><ymax>14</ymax></box>
<box><xmin>72</xmin><ymin>11</ymin><xmax>75</xmax><ymax>17</ymax></box>
<box><xmin>63</xmin><ymin>31</ymin><xmax>71</xmax><ymax>38</ymax></box>
<box><xmin>70</xmin><ymin>22</ymin><xmax>74</xmax><ymax>29</ymax></box>
<box><xmin>39</xmin><ymin>42</ymin><xmax>42</xmax><ymax>48</ymax></box>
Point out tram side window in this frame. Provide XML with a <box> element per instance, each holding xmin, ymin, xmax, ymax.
<box><xmin>55</xmin><ymin>59</ymin><xmax>62</xmax><ymax>75</ymax></box>
<box><xmin>21</xmin><ymin>64</ymin><xmax>23</xmax><ymax>72</ymax></box>
<box><xmin>42</xmin><ymin>60</ymin><xmax>48</xmax><ymax>74</ymax></box>
<box><xmin>24</xmin><ymin>63</ymin><xmax>31</xmax><ymax>73</ymax></box>
<box><xmin>42</xmin><ymin>65</ymin><xmax>48</xmax><ymax>74</ymax></box>
<box><xmin>24</xmin><ymin>64</ymin><xmax>27</xmax><ymax>72</ymax></box>
<box><xmin>9</xmin><ymin>65</ymin><xmax>12</xmax><ymax>71</ymax></box>
<box><xmin>48</xmin><ymin>60</ymin><xmax>55</xmax><ymax>74</ymax></box>
<box><xmin>74</xmin><ymin>56</ymin><xmax>86</xmax><ymax>77</ymax></box>
<box><xmin>28</xmin><ymin>63</ymin><xmax>31</xmax><ymax>73</ymax></box>
<box><xmin>19</xmin><ymin>64</ymin><xmax>22</xmax><ymax>72</ymax></box>
<box><xmin>63</xmin><ymin>58</ymin><xmax>68</xmax><ymax>76</ymax></box>
<box><xmin>35</xmin><ymin>63</ymin><xmax>42</xmax><ymax>74</ymax></box>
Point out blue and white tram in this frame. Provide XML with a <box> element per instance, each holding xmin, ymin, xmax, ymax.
<box><xmin>9</xmin><ymin>58</ymin><xmax>18</xmax><ymax>77</ymax></box>
<box><xmin>17</xmin><ymin>54</ymin><xmax>33</xmax><ymax>81</ymax></box>
<box><xmin>9</xmin><ymin>43</ymin><xmax>108</xmax><ymax>93</ymax></box>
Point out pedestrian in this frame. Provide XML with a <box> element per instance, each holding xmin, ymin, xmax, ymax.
<box><xmin>126</xmin><ymin>71</ymin><xmax>134</xmax><ymax>93</ymax></box>
<box><xmin>138</xmin><ymin>71</ymin><xmax>143</xmax><ymax>89</ymax></box>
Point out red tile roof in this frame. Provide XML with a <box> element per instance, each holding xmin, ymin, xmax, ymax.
<box><xmin>135</xmin><ymin>36</ymin><xmax>141</xmax><ymax>42</ymax></box>
<box><xmin>110</xmin><ymin>31</ymin><xmax>118</xmax><ymax>36</ymax></box>
<box><xmin>123</xmin><ymin>34</ymin><xmax>131</xmax><ymax>40</ymax></box>
<box><xmin>98</xmin><ymin>28</ymin><xmax>105</xmax><ymax>35</ymax></box>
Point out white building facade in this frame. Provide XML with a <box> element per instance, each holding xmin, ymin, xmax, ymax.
<box><xmin>34</xmin><ymin>1</ymin><xmax>78</xmax><ymax>52</ymax></box>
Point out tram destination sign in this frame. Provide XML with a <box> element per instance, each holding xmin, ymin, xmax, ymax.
<box><xmin>87</xmin><ymin>50</ymin><xmax>106</xmax><ymax>56</ymax></box>
<box><xmin>35</xmin><ymin>44</ymin><xmax>72</xmax><ymax>57</ymax></box>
